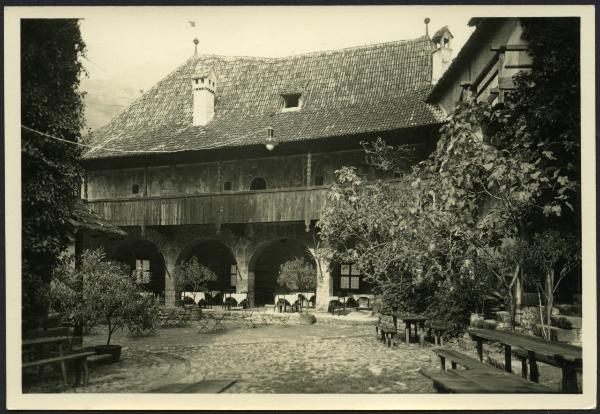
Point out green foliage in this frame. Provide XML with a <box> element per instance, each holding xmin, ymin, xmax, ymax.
<box><xmin>21</xmin><ymin>19</ymin><xmax>87</xmax><ymax>316</ymax></box>
<box><xmin>174</xmin><ymin>257</ymin><xmax>218</xmax><ymax>302</ymax></box>
<box><xmin>125</xmin><ymin>294</ymin><xmax>161</xmax><ymax>338</ymax></box>
<box><xmin>318</xmin><ymin>18</ymin><xmax>580</xmax><ymax>331</ymax></box>
<box><xmin>276</xmin><ymin>257</ymin><xmax>316</xmax><ymax>292</ymax></box>
<box><xmin>50</xmin><ymin>249</ymin><xmax>144</xmax><ymax>345</ymax></box>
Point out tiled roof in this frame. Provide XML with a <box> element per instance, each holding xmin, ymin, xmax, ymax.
<box><xmin>84</xmin><ymin>36</ymin><xmax>445</xmax><ymax>159</ymax></box>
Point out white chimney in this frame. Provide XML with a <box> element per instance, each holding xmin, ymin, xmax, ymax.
<box><xmin>191</xmin><ymin>66</ymin><xmax>216</xmax><ymax>126</ymax></box>
<box><xmin>431</xmin><ymin>26</ymin><xmax>454</xmax><ymax>85</ymax></box>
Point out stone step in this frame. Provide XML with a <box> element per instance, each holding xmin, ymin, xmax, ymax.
<box><xmin>555</xmin><ymin>303</ymin><xmax>582</xmax><ymax>317</ymax></box>
<box><xmin>551</xmin><ymin>315</ymin><xmax>582</xmax><ymax>330</ymax></box>
<box><xmin>532</xmin><ymin>324</ymin><xmax>581</xmax><ymax>343</ymax></box>
<box><xmin>495</xmin><ymin>311</ymin><xmax>511</xmax><ymax>323</ymax></box>
<box><xmin>482</xmin><ymin>319</ymin><xmax>497</xmax><ymax>330</ymax></box>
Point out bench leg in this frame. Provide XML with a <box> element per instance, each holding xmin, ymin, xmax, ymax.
<box><xmin>504</xmin><ymin>345</ymin><xmax>512</xmax><ymax>373</ymax></box>
<box><xmin>561</xmin><ymin>367</ymin><xmax>578</xmax><ymax>393</ymax></box>
<box><xmin>439</xmin><ymin>356</ymin><xmax>446</xmax><ymax>370</ymax></box>
<box><xmin>451</xmin><ymin>361</ymin><xmax>457</xmax><ymax>369</ymax></box>
<box><xmin>476</xmin><ymin>340</ymin><xmax>483</xmax><ymax>362</ymax></box>
<box><xmin>434</xmin><ymin>334</ymin><xmax>439</xmax><ymax>346</ymax></box>
<box><xmin>528</xmin><ymin>351</ymin><xmax>539</xmax><ymax>383</ymax></box>
<box><xmin>83</xmin><ymin>360</ymin><xmax>89</xmax><ymax>386</ymax></box>
<box><xmin>405</xmin><ymin>325</ymin><xmax>410</xmax><ymax>345</ymax></box>
<box><xmin>419</xmin><ymin>330</ymin><xmax>425</xmax><ymax>347</ymax></box>
<box><xmin>59</xmin><ymin>360</ymin><xmax>68</xmax><ymax>386</ymax></box>
<box><xmin>520</xmin><ymin>358</ymin><xmax>528</xmax><ymax>379</ymax></box>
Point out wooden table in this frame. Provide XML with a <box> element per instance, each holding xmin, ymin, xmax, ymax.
<box><xmin>468</xmin><ymin>328</ymin><xmax>582</xmax><ymax>393</ymax></box>
<box><xmin>400</xmin><ymin>316</ymin><xmax>428</xmax><ymax>346</ymax></box>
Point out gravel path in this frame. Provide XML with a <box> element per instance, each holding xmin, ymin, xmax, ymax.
<box><xmin>23</xmin><ymin>314</ymin><xmax>575</xmax><ymax>393</ymax></box>
<box><xmin>23</xmin><ymin>321</ymin><xmax>439</xmax><ymax>393</ymax></box>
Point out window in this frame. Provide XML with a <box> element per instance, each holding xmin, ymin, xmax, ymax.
<box><xmin>230</xmin><ymin>265</ymin><xmax>237</xmax><ymax>287</ymax></box>
<box><xmin>314</xmin><ymin>175</ymin><xmax>324</xmax><ymax>186</ymax></box>
<box><xmin>250</xmin><ymin>177</ymin><xmax>267</xmax><ymax>190</ymax></box>
<box><xmin>135</xmin><ymin>259</ymin><xmax>150</xmax><ymax>284</ymax></box>
<box><xmin>223</xmin><ymin>181</ymin><xmax>232</xmax><ymax>191</ymax></box>
<box><xmin>132</xmin><ymin>184</ymin><xmax>140</xmax><ymax>194</ymax></box>
<box><xmin>282</xmin><ymin>93</ymin><xmax>301</xmax><ymax>109</ymax></box>
<box><xmin>340</xmin><ymin>264</ymin><xmax>360</xmax><ymax>290</ymax></box>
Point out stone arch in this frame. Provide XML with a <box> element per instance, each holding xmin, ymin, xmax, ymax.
<box><xmin>247</xmin><ymin>237</ymin><xmax>318</xmax><ymax>306</ymax></box>
<box><xmin>176</xmin><ymin>239</ymin><xmax>239</xmax><ymax>294</ymax></box>
<box><xmin>110</xmin><ymin>238</ymin><xmax>166</xmax><ymax>298</ymax></box>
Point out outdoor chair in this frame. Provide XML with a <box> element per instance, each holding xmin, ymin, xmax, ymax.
<box><xmin>356</xmin><ymin>296</ymin><xmax>372</xmax><ymax>310</ymax></box>
<box><xmin>196</xmin><ymin>310</ymin><xmax>227</xmax><ymax>333</ymax></box>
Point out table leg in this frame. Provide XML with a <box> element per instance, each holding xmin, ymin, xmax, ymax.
<box><xmin>476</xmin><ymin>340</ymin><xmax>483</xmax><ymax>362</ymax></box>
<box><xmin>561</xmin><ymin>366</ymin><xmax>579</xmax><ymax>393</ymax></box>
<box><xmin>405</xmin><ymin>323</ymin><xmax>410</xmax><ymax>345</ymax></box>
<box><xmin>504</xmin><ymin>345</ymin><xmax>512</xmax><ymax>373</ymax></box>
<box><xmin>528</xmin><ymin>351</ymin><xmax>539</xmax><ymax>383</ymax></box>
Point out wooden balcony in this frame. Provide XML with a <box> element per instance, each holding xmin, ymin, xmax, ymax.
<box><xmin>86</xmin><ymin>186</ymin><xmax>329</xmax><ymax>227</ymax></box>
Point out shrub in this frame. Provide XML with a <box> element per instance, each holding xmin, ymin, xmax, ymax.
<box><xmin>50</xmin><ymin>248</ymin><xmax>144</xmax><ymax>346</ymax></box>
<box><xmin>126</xmin><ymin>294</ymin><xmax>160</xmax><ymax>337</ymax></box>
<box><xmin>277</xmin><ymin>257</ymin><xmax>316</xmax><ymax>292</ymax></box>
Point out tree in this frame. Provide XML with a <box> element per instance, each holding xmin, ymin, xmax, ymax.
<box><xmin>318</xmin><ymin>18</ymin><xmax>581</xmax><ymax>330</ymax></box>
<box><xmin>276</xmin><ymin>258</ymin><xmax>316</xmax><ymax>292</ymax></box>
<box><xmin>173</xmin><ymin>257</ymin><xmax>218</xmax><ymax>304</ymax></box>
<box><xmin>50</xmin><ymin>249</ymin><xmax>143</xmax><ymax>346</ymax></box>
<box><xmin>21</xmin><ymin>19</ymin><xmax>87</xmax><ymax>317</ymax></box>
<box><xmin>524</xmin><ymin>230</ymin><xmax>580</xmax><ymax>338</ymax></box>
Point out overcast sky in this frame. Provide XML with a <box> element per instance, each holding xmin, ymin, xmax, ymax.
<box><xmin>79</xmin><ymin>6</ymin><xmax>475</xmax><ymax>92</ymax></box>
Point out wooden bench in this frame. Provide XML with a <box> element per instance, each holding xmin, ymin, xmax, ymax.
<box><xmin>375</xmin><ymin>314</ymin><xmax>397</xmax><ymax>347</ymax></box>
<box><xmin>419</xmin><ymin>367</ymin><xmax>557</xmax><ymax>393</ymax></box>
<box><xmin>23</xmin><ymin>351</ymin><xmax>96</xmax><ymax>386</ymax></box>
<box><xmin>432</xmin><ymin>347</ymin><xmax>499</xmax><ymax>371</ymax></box>
<box><xmin>512</xmin><ymin>346</ymin><xmax>582</xmax><ymax>385</ymax></box>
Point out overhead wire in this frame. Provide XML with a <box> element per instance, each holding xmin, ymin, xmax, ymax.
<box><xmin>21</xmin><ymin>124</ymin><xmax>271</xmax><ymax>155</ymax></box>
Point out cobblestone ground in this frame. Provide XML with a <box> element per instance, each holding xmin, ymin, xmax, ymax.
<box><xmin>23</xmin><ymin>314</ymin><xmax>574</xmax><ymax>394</ymax></box>
<box><xmin>24</xmin><ymin>318</ymin><xmax>439</xmax><ymax>393</ymax></box>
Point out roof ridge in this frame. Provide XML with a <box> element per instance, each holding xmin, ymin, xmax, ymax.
<box><xmin>274</xmin><ymin>35</ymin><xmax>433</xmax><ymax>59</ymax></box>
<box><xmin>188</xmin><ymin>35</ymin><xmax>433</xmax><ymax>62</ymax></box>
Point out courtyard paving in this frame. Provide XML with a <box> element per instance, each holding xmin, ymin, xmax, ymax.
<box><xmin>23</xmin><ymin>311</ymin><xmax>571</xmax><ymax>393</ymax></box>
<box><xmin>24</xmin><ymin>316</ymin><xmax>439</xmax><ymax>393</ymax></box>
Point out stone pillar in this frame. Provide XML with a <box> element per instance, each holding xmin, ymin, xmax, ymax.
<box><xmin>247</xmin><ymin>270</ymin><xmax>255</xmax><ymax>308</ymax></box>
<box><xmin>163</xmin><ymin>253</ymin><xmax>177</xmax><ymax>307</ymax></box>
<box><xmin>315</xmin><ymin>257</ymin><xmax>333</xmax><ymax>312</ymax></box>
<box><xmin>236</xmin><ymin>261</ymin><xmax>254</xmax><ymax>306</ymax></box>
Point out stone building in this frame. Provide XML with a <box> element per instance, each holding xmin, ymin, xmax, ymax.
<box><xmin>81</xmin><ymin>27</ymin><xmax>454</xmax><ymax>310</ymax></box>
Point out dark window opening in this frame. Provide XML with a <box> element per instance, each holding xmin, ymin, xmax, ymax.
<box><xmin>132</xmin><ymin>184</ymin><xmax>140</xmax><ymax>194</ymax></box>
<box><xmin>282</xmin><ymin>94</ymin><xmax>301</xmax><ymax>109</ymax></box>
<box><xmin>250</xmin><ymin>177</ymin><xmax>267</xmax><ymax>191</ymax></box>
<box><xmin>223</xmin><ymin>181</ymin><xmax>232</xmax><ymax>191</ymax></box>
<box><xmin>314</xmin><ymin>175</ymin><xmax>324</xmax><ymax>186</ymax></box>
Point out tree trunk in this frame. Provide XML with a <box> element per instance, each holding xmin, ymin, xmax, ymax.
<box><xmin>545</xmin><ymin>269</ymin><xmax>555</xmax><ymax>330</ymax></box>
<box><xmin>106</xmin><ymin>317</ymin><xmax>112</xmax><ymax>346</ymax></box>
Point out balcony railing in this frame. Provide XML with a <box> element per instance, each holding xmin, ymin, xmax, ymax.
<box><xmin>87</xmin><ymin>186</ymin><xmax>330</xmax><ymax>226</ymax></box>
